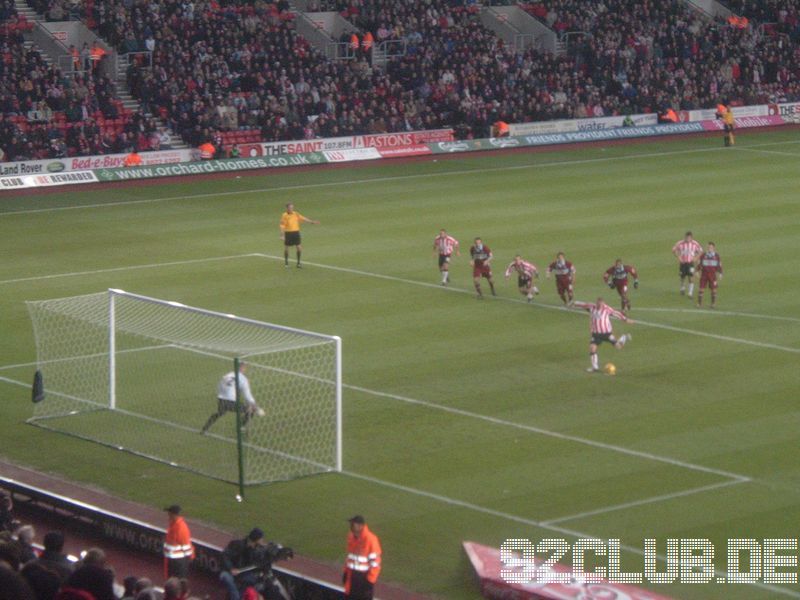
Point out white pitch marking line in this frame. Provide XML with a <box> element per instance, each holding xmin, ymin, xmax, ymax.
<box><xmin>345</xmin><ymin>383</ymin><xmax>750</xmax><ymax>482</ymax></box>
<box><xmin>0</xmin><ymin>253</ymin><xmax>260</xmax><ymax>286</ymax></box>
<box><xmin>737</xmin><ymin>146</ymin><xmax>800</xmax><ymax>158</ymax></box>
<box><xmin>344</xmin><ymin>471</ymin><xmax>800</xmax><ymax>599</ymax></box>
<box><xmin>0</xmin><ymin>361</ymin><xmax>751</xmax><ymax>482</ymax></box>
<box><xmin>254</xmin><ymin>253</ymin><xmax>800</xmax><ymax>355</ymax></box>
<box><xmin>3</xmin><ymin>139</ymin><xmax>800</xmax><ymax>217</ymax></box>
<box><xmin>0</xmin><ymin>375</ymin><xmax>791</xmax><ymax>597</ymax></box>
<box><xmin>541</xmin><ymin>479</ymin><xmax>747</xmax><ymax>526</ymax></box>
<box><xmin>0</xmin><ymin>344</ymin><xmax>173</xmax><ymax>372</ymax></box>
<box><xmin>0</xmin><ymin>375</ymin><xmax>27</xmax><ymax>388</ymax></box>
<box><xmin>635</xmin><ymin>307</ymin><xmax>800</xmax><ymax>324</ymax></box>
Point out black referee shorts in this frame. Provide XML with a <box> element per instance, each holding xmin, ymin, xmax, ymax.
<box><xmin>284</xmin><ymin>231</ymin><xmax>301</xmax><ymax>246</ymax></box>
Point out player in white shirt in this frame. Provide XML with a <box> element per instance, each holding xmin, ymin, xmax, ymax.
<box><xmin>504</xmin><ymin>255</ymin><xmax>539</xmax><ymax>302</ymax></box>
<box><xmin>201</xmin><ymin>363</ymin><xmax>264</xmax><ymax>433</ymax></box>
<box><xmin>672</xmin><ymin>231</ymin><xmax>703</xmax><ymax>297</ymax></box>
<box><xmin>573</xmin><ymin>298</ymin><xmax>633</xmax><ymax>372</ymax></box>
<box><xmin>433</xmin><ymin>229</ymin><xmax>460</xmax><ymax>286</ymax></box>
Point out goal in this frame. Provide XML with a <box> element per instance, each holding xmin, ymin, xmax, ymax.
<box><xmin>26</xmin><ymin>289</ymin><xmax>342</xmax><ymax>491</ymax></box>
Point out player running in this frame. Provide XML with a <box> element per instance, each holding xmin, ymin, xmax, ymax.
<box><xmin>546</xmin><ymin>252</ymin><xmax>576</xmax><ymax>305</ymax></box>
<box><xmin>603</xmin><ymin>259</ymin><xmax>639</xmax><ymax>312</ymax></box>
<box><xmin>695</xmin><ymin>242</ymin><xmax>723</xmax><ymax>308</ymax></box>
<box><xmin>672</xmin><ymin>231</ymin><xmax>703</xmax><ymax>297</ymax></box>
<box><xmin>504</xmin><ymin>255</ymin><xmax>539</xmax><ymax>302</ymax></box>
<box><xmin>573</xmin><ymin>297</ymin><xmax>633</xmax><ymax>373</ymax></box>
<box><xmin>470</xmin><ymin>237</ymin><xmax>496</xmax><ymax>298</ymax></box>
<box><xmin>432</xmin><ymin>229</ymin><xmax>460</xmax><ymax>286</ymax></box>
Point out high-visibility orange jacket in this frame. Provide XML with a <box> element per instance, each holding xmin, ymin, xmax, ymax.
<box><xmin>349</xmin><ymin>33</ymin><xmax>359</xmax><ymax>51</ymax></box>
<box><xmin>163</xmin><ymin>516</ymin><xmax>194</xmax><ymax>561</ymax></box>
<box><xmin>493</xmin><ymin>120</ymin><xmax>509</xmax><ymax>136</ymax></box>
<box><xmin>199</xmin><ymin>142</ymin><xmax>215</xmax><ymax>159</ymax></box>
<box><xmin>344</xmin><ymin>524</ymin><xmax>381</xmax><ymax>592</ymax></box>
<box><xmin>361</xmin><ymin>31</ymin><xmax>374</xmax><ymax>51</ymax></box>
<box><xmin>123</xmin><ymin>152</ymin><xmax>142</xmax><ymax>167</ymax></box>
<box><xmin>90</xmin><ymin>44</ymin><xmax>106</xmax><ymax>62</ymax></box>
<box><xmin>663</xmin><ymin>108</ymin><xmax>678</xmax><ymax>123</ymax></box>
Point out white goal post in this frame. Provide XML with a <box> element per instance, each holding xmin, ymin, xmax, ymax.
<box><xmin>26</xmin><ymin>288</ymin><xmax>342</xmax><ymax>490</ymax></box>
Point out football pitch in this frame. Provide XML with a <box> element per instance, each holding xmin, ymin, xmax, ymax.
<box><xmin>1</xmin><ymin>129</ymin><xmax>800</xmax><ymax>599</ymax></box>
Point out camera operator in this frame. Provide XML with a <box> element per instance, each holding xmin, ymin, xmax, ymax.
<box><xmin>221</xmin><ymin>528</ymin><xmax>294</xmax><ymax>600</ymax></box>
<box><xmin>221</xmin><ymin>528</ymin><xmax>266</xmax><ymax>600</ymax></box>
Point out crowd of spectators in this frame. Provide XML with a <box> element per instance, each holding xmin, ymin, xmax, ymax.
<box><xmin>0</xmin><ymin>489</ymin><xmax>198</xmax><ymax>600</ymax></box>
<box><xmin>4</xmin><ymin>0</ymin><xmax>800</xmax><ymax>161</ymax></box>
<box><xmin>724</xmin><ymin>0</ymin><xmax>800</xmax><ymax>38</ymax></box>
<box><xmin>0</xmin><ymin>18</ymin><xmax>170</xmax><ymax>161</ymax></box>
<box><xmin>88</xmin><ymin>0</ymin><xmax>800</xmax><ymax>151</ymax></box>
<box><xmin>517</xmin><ymin>0</ymin><xmax>800</xmax><ymax>112</ymax></box>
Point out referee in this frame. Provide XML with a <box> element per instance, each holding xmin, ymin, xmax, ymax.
<box><xmin>201</xmin><ymin>363</ymin><xmax>263</xmax><ymax>434</ymax></box>
<box><xmin>280</xmin><ymin>202</ymin><xmax>319</xmax><ymax>268</ymax></box>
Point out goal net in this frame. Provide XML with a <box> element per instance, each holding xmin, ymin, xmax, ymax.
<box><xmin>26</xmin><ymin>289</ymin><xmax>342</xmax><ymax>488</ymax></box>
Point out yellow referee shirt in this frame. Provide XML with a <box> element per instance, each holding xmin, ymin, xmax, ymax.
<box><xmin>280</xmin><ymin>211</ymin><xmax>305</xmax><ymax>233</ymax></box>
<box><xmin>723</xmin><ymin>110</ymin><xmax>734</xmax><ymax>126</ymax></box>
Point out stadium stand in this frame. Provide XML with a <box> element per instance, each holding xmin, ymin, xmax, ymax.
<box><xmin>517</xmin><ymin>0</ymin><xmax>800</xmax><ymax>111</ymax></box>
<box><xmin>0</xmin><ymin>4</ymin><xmax>162</xmax><ymax>160</ymax></box>
<box><xmin>2</xmin><ymin>0</ymin><xmax>800</xmax><ymax>159</ymax></box>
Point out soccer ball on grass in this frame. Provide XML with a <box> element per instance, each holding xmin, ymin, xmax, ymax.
<box><xmin>603</xmin><ymin>363</ymin><xmax>617</xmax><ymax>376</ymax></box>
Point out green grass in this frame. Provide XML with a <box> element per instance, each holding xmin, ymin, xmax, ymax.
<box><xmin>2</xmin><ymin>129</ymin><xmax>800</xmax><ymax>598</ymax></box>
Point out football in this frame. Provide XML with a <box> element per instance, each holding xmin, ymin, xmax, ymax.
<box><xmin>256</xmin><ymin>407</ymin><xmax>266</xmax><ymax>417</ymax></box>
<box><xmin>603</xmin><ymin>363</ymin><xmax>617</xmax><ymax>376</ymax></box>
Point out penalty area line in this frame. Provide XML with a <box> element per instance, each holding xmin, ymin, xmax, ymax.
<box><xmin>342</xmin><ymin>470</ymin><xmax>800</xmax><ymax>599</ymax></box>
<box><xmin>0</xmin><ymin>253</ymin><xmax>262</xmax><ymax>286</ymax></box>
<box><xmin>540</xmin><ymin>479</ymin><xmax>747</xmax><ymax>526</ymax></box>
<box><xmin>253</xmin><ymin>254</ymin><xmax>800</xmax><ymax>355</ymax></box>
<box><xmin>635</xmin><ymin>307</ymin><xmax>800</xmax><ymax>324</ymax></box>
<box><xmin>344</xmin><ymin>383</ymin><xmax>749</xmax><ymax>482</ymax></box>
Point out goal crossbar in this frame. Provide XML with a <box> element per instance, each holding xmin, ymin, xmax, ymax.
<box><xmin>26</xmin><ymin>289</ymin><xmax>343</xmax><ymax>490</ymax></box>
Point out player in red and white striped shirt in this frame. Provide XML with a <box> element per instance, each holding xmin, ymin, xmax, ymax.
<box><xmin>432</xmin><ymin>229</ymin><xmax>460</xmax><ymax>286</ymax></box>
<box><xmin>672</xmin><ymin>231</ymin><xmax>703</xmax><ymax>297</ymax></box>
<box><xmin>504</xmin><ymin>255</ymin><xmax>539</xmax><ymax>302</ymax></box>
<box><xmin>573</xmin><ymin>298</ymin><xmax>633</xmax><ymax>372</ymax></box>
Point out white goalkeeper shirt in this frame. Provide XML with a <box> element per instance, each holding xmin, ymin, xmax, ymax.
<box><xmin>217</xmin><ymin>371</ymin><xmax>256</xmax><ymax>406</ymax></box>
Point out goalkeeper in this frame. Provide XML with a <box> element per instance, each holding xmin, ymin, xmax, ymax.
<box><xmin>201</xmin><ymin>363</ymin><xmax>264</xmax><ymax>433</ymax></box>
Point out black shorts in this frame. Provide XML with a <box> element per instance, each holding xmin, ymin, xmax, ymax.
<box><xmin>679</xmin><ymin>262</ymin><xmax>694</xmax><ymax>278</ymax></box>
<box><xmin>438</xmin><ymin>254</ymin><xmax>451</xmax><ymax>268</ymax></box>
<box><xmin>217</xmin><ymin>398</ymin><xmax>252</xmax><ymax>415</ymax></box>
<box><xmin>724</xmin><ymin>123</ymin><xmax>734</xmax><ymax>133</ymax></box>
<box><xmin>217</xmin><ymin>398</ymin><xmax>236</xmax><ymax>414</ymax></box>
<box><xmin>284</xmin><ymin>231</ymin><xmax>301</xmax><ymax>246</ymax></box>
<box><xmin>518</xmin><ymin>275</ymin><xmax>532</xmax><ymax>288</ymax></box>
<box><xmin>591</xmin><ymin>332</ymin><xmax>617</xmax><ymax>346</ymax></box>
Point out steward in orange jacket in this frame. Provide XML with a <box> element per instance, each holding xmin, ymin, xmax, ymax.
<box><xmin>492</xmin><ymin>120</ymin><xmax>510</xmax><ymax>137</ymax></box>
<box><xmin>343</xmin><ymin>515</ymin><xmax>381</xmax><ymax>600</ymax></box>
<box><xmin>199</xmin><ymin>142</ymin><xmax>216</xmax><ymax>159</ymax></box>
<box><xmin>361</xmin><ymin>31</ymin><xmax>374</xmax><ymax>54</ymax></box>
<box><xmin>123</xmin><ymin>151</ymin><xmax>142</xmax><ymax>167</ymax></box>
<box><xmin>163</xmin><ymin>505</ymin><xmax>194</xmax><ymax>578</ymax></box>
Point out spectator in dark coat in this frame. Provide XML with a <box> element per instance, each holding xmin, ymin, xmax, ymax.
<box><xmin>21</xmin><ymin>562</ymin><xmax>61</xmax><ymax>600</ymax></box>
<box><xmin>35</xmin><ymin>532</ymin><xmax>74</xmax><ymax>582</ymax></box>
<box><xmin>65</xmin><ymin>547</ymin><xmax>117</xmax><ymax>600</ymax></box>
